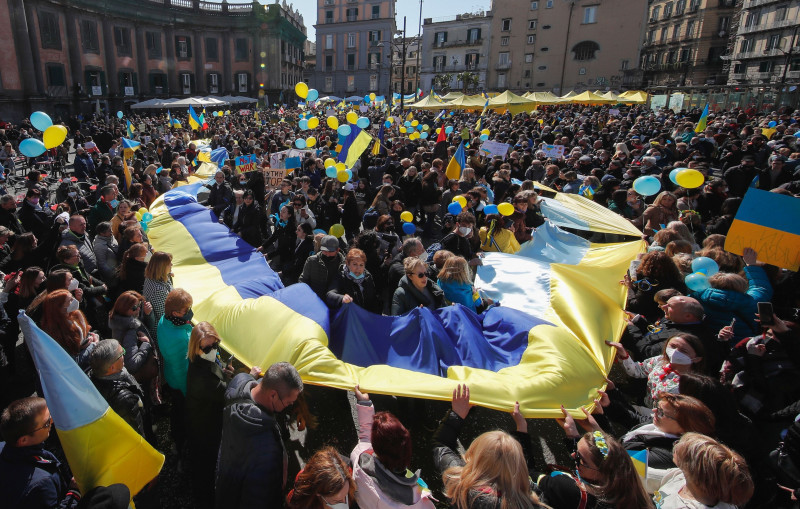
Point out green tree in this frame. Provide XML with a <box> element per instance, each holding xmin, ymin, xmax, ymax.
<box><xmin>433</xmin><ymin>73</ymin><xmax>453</xmax><ymax>94</ymax></box>
<box><xmin>455</xmin><ymin>72</ymin><xmax>480</xmax><ymax>94</ymax></box>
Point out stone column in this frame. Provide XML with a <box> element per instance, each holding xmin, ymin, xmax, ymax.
<box><xmin>101</xmin><ymin>20</ymin><xmax>118</xmax><ymax>95</ymax></box>
<box><xmin>193</xmin><ymin>29</ymin><xmax>204</xmax><ymax>94</ymax></box>
<box><xmin>8</xmin><ymin>0</ymin><xmax>40</xmax><ymax>97</ymax></box>
<box><xmin>135</xmin><ymin>26</ymin><xmax>148</xmax><ymax>96</ymax></box>
<box><xmin>164</xmin><ymin>26</ymin><xmax>178</xmax><ymax>94</ymax></box>
<box><xmin>63</xmin><ymin>10</ymin><xmax>83</xmax><ymax>114</ymax></box>
<box><xmin>22</xmin><ymin>0</ymin><xmax>45</xmax><ymax>95</ymax></box>
<box><xmin>222</xmin><ymin>33</ymin><xmax>232</xmax><ymax>94</ymax></box>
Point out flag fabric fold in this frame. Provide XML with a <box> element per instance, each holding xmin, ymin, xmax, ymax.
<box><xmin>345</xmin><ymin>131</ymin><xmax>374</xmax><ymax>167</ymax></box>
<box><xmin>446</xmin><ymin>142</ymin><xmax>467</xmax><ymax>180</ymax></box>
<box><xmin>18</xmin><ymin>313</ymin><xmax>164</xmax><ymax>500</ymax></box>
<box><xmin>695</xmin><ymin>104</ymin><xmax>709</xmax><ymax>133</ymax></box>
<box><xmin>126</xmin><ymin>120</ymin><xmax>134</xmax><ymax>138</ymax></box>
<box><xmin>188</xmin><ymin>106</ymin><xmax>203</xmax><ymax>130</ymax></box>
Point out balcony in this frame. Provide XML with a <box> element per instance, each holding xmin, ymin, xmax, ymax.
<box><xmin>346</xmin><ymin>15</ymin><xmax>358</xmax><ymax>21</ymax></box>
<box><xmin>734</xmin><ymin>48</ymin><xmax>794</xmax><ymax>59</ymax></box>
<box><xmin>432</xmin><ymin>38</ymin><xmax>483</xmax><ymax>49</ymax></box>
<box><xmin>496</xmin><ymin>61</ymin><xmax>512</xmax><ymax>70</ymax></box>
<box><xmin>745</xmin><ymin>0</ymin><xmax>782</xmax><ymax>7</ymax></box>
<box><xmin>739</xmin><ymin>19</ymin><xmax>799</xmax><ymax>34</ymax></box>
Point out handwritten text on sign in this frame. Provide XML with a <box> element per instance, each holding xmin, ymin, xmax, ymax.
<box><xmin>540</xmin><ymin>144</ymin><xmax>565</xmax><ymax>159</ymax></box>
<box><xmin>234</xmin><ymin>154</ymin><xmax>257</xmax><ymax>175</ymax></box>
<box><xmin>265</xmin><ymin>168</ymin><xmax>289</xmax><ymax>187</ymax></box>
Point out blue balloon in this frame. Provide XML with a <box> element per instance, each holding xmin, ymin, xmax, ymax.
<box><xmin>420</xmin><ymin>132</ymin><xmax>429</xmax><ymax>139</ymax></box>
<box><xmin>484</xmin><ymin>204</ymin><xmax>499</xmax><ymax>215</ymax></box>
<box><xmin>669</xmin><ymin>168</ymin><xmax>685</xmax><ymax>185</ymax></box>
<box><xmin>364</xmin><ymin>95</ymin><xmax>371</xmax><ymax>103</ymax></box>
<box><xmin>356</xmin><ymin>116</ymin><xmax>370</xmax><ymax>129</ymax></box>
<box><xmin>402</xmin><ymin>222</ymin><xmax>416</xmax><ymax>235</ymax></box>
<box><xmin>30</xmin><ymin>111</ymin><xmax>52</xmax><ymax>132</ymax></box>
<box><xmin>116</xmin><ymin>111</ymin><xmax>123</xmax><ymax>119</ymax></box>
<box><xmin>768</xmin><ymin>120</ymin><xmax>777</xmax><ymax>128</ymax></box>
<box><xmin>298</xmin><ymin>119</ymin><xmax>309</xmax><ymax>130</ymax></box>
<box><xmin>417</xmin><ymin>124</ymin><xmax>425</xmax><ymax>131</ymax></box>
<box><xmin>480</xmin><ymin>133</ymin><xmax>489</xmax><ymax>141</ymax></box>
<box><xmin>384</xmin><ymin>120</ymin><xmax>392</xmax><ymax>128</ymax></box>
<box><xmin>404</xmin><ymin>121</ymin><xmax>411</xmax><ymax>127</ymax></box>
<box><xmin>337</xmin><ymin>125</ymin><xmax>351</xmax><ymax>137</ymax></box>
<box><xmin>326</xmin><ymin>166</ymin><xmax>337</xmax><ymax>178</ymax></box>
<box><xmin>447</xmin><ymin>202</ymin><xmax>462</xmax><ymax>215</ymax></box>
<box><xmin>795</xmin><ymin>131</ymin><xmax>800</xmax><ymax>138</ymax></box>
<box><xmin>295</xmin><ymin>138</ymin><xmax>307</xmax><ymax>149</ymax></box>
<box><xmin>306</xmin><ymin>89</ymin><xmax>319</xmax><ymax>102</ymax></box>
<box><xmin>685</xmin><ymin>272</ymin><xmax>711</xmax><ymax>292</ymax></box>
<box><xmin>345</xmin><ymin>169</ymin><xmax>353</xmax><ymax>180</ymax></box>
<box><xmin>445</xmin><ymin>126</ymin><xmax>454</xmax><ymax>135</ymax></box>
<box><xmin>19</xmin><ymin>138</ymin><xmax>46</xmax><ymax>158</ymax></box>
<box><xmin>140</xmin><ymin>221</ymin><xmax>149</xmax><ymax>232</ymax></box>
<box><xmin>142</xmin><ymin>212</ymin><xmax>153</xmax><ymax>223</ymax></box>
<box><xmin>691</xmin><ymin>256</ymin><xmax>719</xmax><ymax>276</ymax></box>
<box><xmin>632</xmin><ymin>175</ymin><xmax>661</xmax><ymax>197</ymax></box>
<box><xmin>313</xmin><ymin>229</ymin><xmax>326</xmax><ymax>235</ymax></box>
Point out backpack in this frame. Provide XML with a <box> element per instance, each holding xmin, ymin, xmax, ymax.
<box><xmin>425</xmin><ymin>232</ymin><xmax>456</xmax><ymax>263</ymax></box>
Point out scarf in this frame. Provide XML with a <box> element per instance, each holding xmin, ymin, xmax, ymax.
<box><xmin>165</xmin><ymin>315</ymin><xmax>190</xmax><ymax>327</ymax></box>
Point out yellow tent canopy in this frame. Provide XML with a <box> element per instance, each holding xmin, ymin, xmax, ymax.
<box><xmin>560</xmin><ymin>91</ymin><xmax>579</xmax><ymax>100</ymax></box>
<box><xmin>488</xmin><ymin>90</ymin><xmax>537</xmax><ymax>115</ymax></box>
<box><xmin>444</xmin><ymin>94</ymin><xmax>487</xmax><ymax>110</ymax></box>
<box><xmin>619</xmin><ymin>90</ymin><xmax>649</xmax><ymax>105</ymax></box>
<box><xmin>407</xmin><ymin>94</ymin><xmax>450</xmax><ymax>110</ymax></box>
<box><xmin>600</xmin><ymin>91</ymin><xmax>622</xmax><ymax>102</ymax></box>
<box><xmin>525</xmin><ymin>91</ymin><xmax>564</xmax><ymax>104</ymax></box>
<box><xmin>569</xmin><ymin>91</ymin><xmax>616</xmax><ymax>105</ymax></box>
<box><xmin>441</xmin><ymin>91</ymin><xmax>464</xmax><ymax>100</ymax></box>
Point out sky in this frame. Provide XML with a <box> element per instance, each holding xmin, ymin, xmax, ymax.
<box><xmin>246</xmin><ymin>0</ymin><xmax>493</xmax><ymax>40</ymax></box>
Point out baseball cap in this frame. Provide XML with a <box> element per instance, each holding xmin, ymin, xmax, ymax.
<box><xmin>320</xmin><ymin>235</ymin><xmax>339</xmax><ymax>252</ymax></box>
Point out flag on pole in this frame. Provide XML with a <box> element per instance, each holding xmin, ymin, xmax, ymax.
<box><xmin>345</xmin><ymin>131</ymin><xmax>374</xmax><ymax>167</ymax></box>
<box><xmin>167</xmin><ymin>110</ymin><xmax>182</xmax><ymax>128</ymax></box>
<box><xmin>126</xmin><ymin>120</ymin><xmax>134</xmax><ymax>138</ymax></box>
<box><xmin>188</xmin><ymin>106</ymin><xmax>203</xmax><ymax>130</ymax></box>
<box><xmin>437</xmin><ymin>124</ymin><xmax>447</xmax><ymax>143</ymax></box>
<box><xmin>695</xmin><ymin>104</ymin><xmax>709</xmax><ymax>133</ymax></box>
<box><xmin>446</xmin><ymin>141</ymin><xmax>466</xmax><ymax>180</ymax></box>
<box><xmin>18</xmin><ymin>313</ymin><xmax>164</xmax><ymax>500</ymax></box>
<box><xmin>121</xmin><ymin>138</ymin><xmax>139</xmax><ymax>191</ymax></box>
<box><xmin>372</xmin><ymin>124</ymin><xmax>385</xmax><ymax>156</ymax></box>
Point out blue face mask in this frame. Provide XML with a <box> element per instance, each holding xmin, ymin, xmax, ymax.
<box><xmin>109</xmin><ymin>199</ymin><xmax>120</xmax><ymax>208</ymax></box>
<box><xmin>349</xmin><ymin>271</ymin><xmax>365</xmax><ymax>280</ymax></box>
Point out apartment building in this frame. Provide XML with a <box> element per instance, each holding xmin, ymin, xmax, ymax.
<box><xmin>311</xmin><ymin>0</ymin><xmax>397</xmax><ymax>97</ymax></box>
<box><xmin>391</xmin><ymin>36</ymin><xmax>421</xmax><ymax>95</ymax></box>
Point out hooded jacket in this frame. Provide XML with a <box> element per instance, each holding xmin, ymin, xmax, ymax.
<box><xmin>92</xmin><ymin>234</ymin><xmax>119</xmax><ymax>281</ymax></box>
<box><xmin>108</xmin><ymin>313</ymin><xmax>154</xmax><ymax>375</ymax></box>
<box><xmin>391</xmin><ymin>275</ymin><xmax>446</xmax><ymax>316</ymax></box>
<box><xmin>215</xmin><ymin>373</ymin><xmax>287</xmax><ymax>509</ymax></box>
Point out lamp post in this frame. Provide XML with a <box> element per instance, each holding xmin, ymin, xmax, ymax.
<box><xmin>400</xmin><ymin>16</ymin><xmax>407</xmax><ymax>113</ymax></box>
<box><xmin>774</xmin><ymin>25</ymin><xmax>799</xmax><ymax>109</ymax></box>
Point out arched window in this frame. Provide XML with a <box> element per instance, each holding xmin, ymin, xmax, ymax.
<box><xmin>572</xmin><ymin>41</ymin><xmax>599</xmax><ymax>61</ymax></box>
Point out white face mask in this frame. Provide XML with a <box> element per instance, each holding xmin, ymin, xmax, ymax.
<box><xmin>665</xmin><ymin>346</ymin><xmax>693</xmax><ymax>365</ymax></box>
<box><xmin>144</xmin><ymin>251</ymin><xmax>152</xmax><ymax>263</ymax></box>
<box><xmin>200</xmin><ymin>348</ymin><xmax>218</xmax><ymax>362</ymax></box>
<box><xmin>68</xmin><ymin>278</ymin><xmax>79</xmax><ymax>291</ymax></box>
<box><xmin>66</xmin><ymin>298</ymin><xmax>79</xmax><ymax>314</ymax></box>
<box><xmin>321</xmin><ymin>495</ymin><xmax>348</xmax><ymax>509</ymax></box>
<box><xmin>458</xmin><ymin>226</ymin><xmax>472</xmax><ymax>236</ymax></box>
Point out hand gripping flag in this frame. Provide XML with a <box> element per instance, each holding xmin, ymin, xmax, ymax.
<box><xmin>446</xmin><ymin>141</ymin><xmax>466</xmax><ymax>180</ymax></box>
<box><xmin>19</xmin><ymin>313</ymin><xmax>164</xmax><ymax>500</ymax></box>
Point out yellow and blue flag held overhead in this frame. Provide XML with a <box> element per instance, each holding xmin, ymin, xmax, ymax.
<box><xmin>126</xmin><ymin>120</ymin><xmax>134</xmax><ymax>138</ymax></box>
<box><xmin>147</xmin><ymin>178</ymin><xmax>643</xmax><ymax>418</ymax></box>
<box><xmin>18</xmin><ymin>314</ymin><xmax>164</xmax><ymax>500</ymax></box>
<box><xmin>167</xmin><ymin>110</ymin><xmax>182</xmax><ymax>128</ymax></box>
<box><xmin>372</xmin><ymin>124</ymin><xmax>385</xmax><ymax>156</ymax></box>
<box><xmin>695</xmin><ymin>103</ymin><xmax>709</xmax><ymax>133</ymax></box>
<box><xmin>446</xmin><ymin>141</ymin><xmax>466</xmax><ymax>180</ymax></box>
<box><xmin>345</xmin><ymin>130</ymin><xmax>373</xmax><ymax>167</ymax></box>
<box><xmin>188</xmin><ymin>105</ymin><xmax>203</xmax><ymax>130</ymax></box>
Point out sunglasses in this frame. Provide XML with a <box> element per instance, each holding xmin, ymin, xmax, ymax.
<box><xmin>573</xmin><ymin>450</ymin><xmax>600</xmax><ymax>471</ymax></box>
<box><xmin>115</xmin><ymin>347</ymin><xmax>126</xmax><ymax>362</ymax></box>
<box><xmin>653</xmin><ymin>406</ymin><xmax>677</xmax><ymax>421</ymax></box>
<box><xmin>201</xmin><ymin>341</ymin><xmax>221</xmax><ymax>354</ymax></box>
<box><xmin>293</xmin><ymin>203</ymin><xmax>302</xmax><ymax>207</ymax></box>
<box><xmin>413</xmin><ymin>272</ymin><xmax>427</xmax><ymax>279</ymax></box>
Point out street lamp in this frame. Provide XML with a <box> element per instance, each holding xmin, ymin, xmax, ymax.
<box><xmin>772</xmin><ymin>26</ymin><xmax>799</xmax><ymax>109</ymax></box>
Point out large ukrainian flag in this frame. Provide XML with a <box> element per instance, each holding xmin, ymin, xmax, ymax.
<box><xmin>18</xmin><ymin>314</ymin><xmax>164</xmax><ymax>499</ymax></box>
<box><xmin>147</xmin><ymin>183</ymin><xmax>644</xmax><ymax>418</ymax></box>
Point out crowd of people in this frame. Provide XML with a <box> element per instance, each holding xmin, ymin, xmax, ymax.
<box><xmin>0</xmin><ymin>100</ymin><xmax>798</xmax><ymax>508</ymax></box>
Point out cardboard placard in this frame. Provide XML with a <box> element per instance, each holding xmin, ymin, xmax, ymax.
<box><xmin>540</xmin><ymin>144</ymin><xmax>566</xmax><ymax>159</ymax></box>
<box><xmin>234</xmin><ymin>154</ymin><xmax>257</xmax><ymax>175</ymax></box>
<box><xmin>479</xmin><ymin>140</ymin><xmax>511</xmax><ymax>160</ymax></box>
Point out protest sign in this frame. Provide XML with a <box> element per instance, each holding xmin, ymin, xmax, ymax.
<box><xmin>609</xmin><ymin>109</ymin><xmax>620</xmax><ymax>117</ymax></box>
<box><xmin>479</xmin><ymin>140</ymin><xmax>510</xmax><ymax>160</ymax></box>
<box><xmin>540</xmin><ymin>144</ymin><xmax>566</xmax><ymax>159</ymax></box>
<box><xmin>234</xmin><ymin>154</ymin><xmax>257</xmax><ymax>175</ymax></box>
<box><xmin>725</xmin><ymin>188</ymin><xmax>800</xmax><ymax>271</ymax></box>
<box><xmin>264</xmin><ymin>167</ymin><xmax>289</xmax><ymax>187</ymax></box>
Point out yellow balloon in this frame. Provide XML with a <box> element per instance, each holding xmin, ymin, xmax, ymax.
<box><xmin>135</xmin><ymin>210</ymin><xmax>143</xmax><ymax>221</ymax></box>
<box><xmin>295</xmin><ymin>82</ymin><xmax>309</xmax><ymax>99</ymax></box>
<box><xmin>387</xmin><ymin>117</ymin><xmax>394</xmax><ymax>124</ymax></box>
<box><xmin>306</xmin><ymin>136</ymin><xmax>317</xmax><ymax>147</ymax></box>
<box><xmin>400</xmin><ymin>211</ymin><xmax>413</xmax><ymax>223</ymax></box>
<box><xmin>327</xmin><ymin>116</ymin><xmax>339</xmax><ymax>129</ymax></box>
<box><xmin>481</xmin><ymin>129</ymin><xmax>490</xmax><ymax>136</ymax></box>
<box><xmin>346</xmin><ymin>111</ymin><xmax>358</xmax><ymax>124</ymax></box>
<box><xmin>138</xmin><ymin>208</ymin><xmax>148</xmax><ymax>216</ymax></box>
<box><xmin>336</xmin><ymin>171</ymin><xmax>349</xmax><ymax>183</ymax></box>
<box><xmin>422</xmin><ymin>125</ymin><xmax>430</xmax><ymax>131</ymax></box>
<box><xmin>400</xmin><ymin>127</ymin><xmax>407</xmax><ymax>133</ymax></box>
<box><xmin>411</xmin><ymin>120</ymin><xmax>419</xmax><ymax>127</ymax></box>
<box><xmin>308</xmin><ymin>117</ymin><xmax>319</xmax><ymax>129</ymax></box>
<box><xmin>335</xmin><ymin>162</ymin><xmax>346</xmax><ymax>172</ymax></box>
<box><xmin>324</xmin><ymin>158</ymin><xmax>336</xmax><ymax>168</ymax></box>
<box><xmin>369</xmin><ymin>93</ymin><xmax>376</xmax><ymax>101</ymax></box>
<box><xmin>498</xmin><ymin>202</ymin><xmax>515</xmax><ymax>216</ymax></box>
<box><xmin>330</xmin><ymin>223</ymin><xmax>345</xmax><ymax>238</ymax></box>
<box><xmin>42</xmin><ymin>125</ymin><xmax>67</xmax><ymax>149</ymax></box>
<box><xmin>409</xmin><ymin>132</ymin><xmax>419</xmax><ymax>140</ymax></box>
<box><xmin>453</xmin><ymin>196</ymin><xmax>467</xmax><ymax>208</ymax></box>
<box><xmin>675</xmin><ymin>169</ymin><xmax>705</xmax><ymax>189</ymax></box>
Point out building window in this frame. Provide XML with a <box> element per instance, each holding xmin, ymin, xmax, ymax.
<box><xmin>686</xmin><ymin>20</ymin><xmax>695</xmax><ymax>38</ymax></box>
<box><xmin>372</xmin><ymin>5</ymin><xmax>380</xmax><ymax>19</ymax></box>
<box><xmin>744</xmin><ymin>10</ymin><xmax>761</xmax><ymax>28</ymax></box>
<box><xmin>572</xmin><ymin>40</ymin><xmax>600</xmax><ymax>61</ymax></box>
<box><xmin>663</xmin><ymin>2</ymin><xmax>673</xmax><ymax>18</ymax></box>
<box><xmin>208</xmin><ymin>73</ymin><xmax>219</xmax><ymax>94</ymax></box>
<box><xmin>767</xmin><ymin>34</ymin><xmax>780</xmax><ymax>50</ymax></box>
<box><xmin>672</xmin><ymin>24</ymin><xmax>681</xmax><ymax>40</ymax></box>
<box><xmin>790</xmin><ymin>58</ymin><xmax>800</xmax><ymax>71</ymax></box>
<box><xmin>679</xmin><ymin>48</ymin><xmax>690</xmax><ymax>62</ymax></box>
<box><xmin>205</xmin><ymin>37</ymin><xmax>217</xmax><ymax>61</ymax></box>
<box><xmin>347</xmin><ymin>53</ymin><xmax>355</xmax><ymax>71</ymax></box>
<box><xmin>176</xmin><ymin>36</ymin><xmax>192</xmax><ymax>59</ymax></box>
<box><xmin>531</xmin><ymin>1</ymin><xmax>538</xmax><ymax>9</ymax></box>
<box><xmin>465</xmin><ymin>53</ymin><xmax>479</xmax><ymax>69</ymax></box>
<box><xmin>528</xmin><ymin>20</ymin><xmax>537</xmax><ymax>30</ymax></box>
<box><xmin>537</xmin><ymin>65</ymin><xmax>547</xmax><ymax>70</ymax></box>
<box><xmin>38</xmin><ymin>11</ymin><xmax>60</xmax><ymax>49</ymax></box>
<box><xmin>325</xmin><ymin>34</ymin><xmax>334</xmax><ymax>50</ymax></box>
<box><xmin>325</xmin><ymin>10</ymin><xmax>333</xmax><ymax>23</ymax></box>
<box><xmin>235</xmin><ymin>38</ymin><xmax>248</xmax><ymax>61</ymax></box>
<box><xmin>45</xmin><ymin>63</ymin><xmax>66</xmax><ymax>87</ymax></box>
<box><xmin>523</xmin><ymin>70</ymin><xmax>531</xmax><ymax>78</ymax></box>
<box><xmin>676</xmin><ymin>0</ymin><xmax>685</xmax><ymax>14</ymax></box>
<box><xmin>346</xmin><ymin>7</ymin><xmax>358</xmax><ymax>21</ymax></box>
<box><xmin>114</xmin><ymin>26</ymin><xmax>131</xmax><ymax>56</ymax></box>
<box><xmin>181</xmin><ymin>73</ymin><xmax>192</xmax><ymax>94</ymax></box>
<box><xmin>325</xmin><ymin>54</ymin><xmax>333</xmax><ymax>71</ymax></box>
<box><xmin>369</xmin><ymin>52</ymin><xmax>381</xmax><ymax>69</ymax></box>
<box><xmin>690</xmin><ymin>0</ymin><xmax>700</xmax><ymax>10</ymax></box>
<box><xmin>151</xmin><ymin>73</ymin><xmax>166</xmax><ymax>94</ymax></box>
<box><xmin>546</xmin><ymin>0</ymin><xmax>553</xmax><ymax>8</ymax></box>
<box><xmin>119</xmin><ymin>71</ymin><xmax>135</xmax><ymax>96</ymax></box>
<box><xmin>467</xmin><ymin>28</ymin><xmax>481</xmax><ymax>43</ymax></box>
<box><xmin>759</xmin><ymin>60</ymin><xmax>773</xmax><ymax>73</ymax></box>
<box><xmin>81</xmin><ymin>20</ymin><xmax>98</xmax><ymax>53</ymax></box>
<box><xmin>579</xmin><ymin>67</ymin><xmax>586</xmax><ymax>75</ymax></box>
<box><xmin>527</xmin><ymin>35</ymin><xmax>536</xmax><ymax>45</ymax></box>
<box><xmin>497</xmin><ymin>73</ymin><xmax>506</xmax><ymax>88</ymax></box>
<box><xmin>775</xmin><ymin>6</ymin><xmax>787</xmax><ymax>22</ymax></box>
<box><xmin>651</xmin><ymin>6</ymin><xmax>660</xmax><ymax>21</ymax></box>
<box><xmin>324</xmin><ymin>76</ymin><xmax>333</xmax><ymax>92</ymax></box>
<box><xmin>583</xmin><ymin>6</ymin><xmax>597</xmax><ymax>24</ymax></box>
<box><xmin>369</xmin><ymin>74</ymin><xmax>378</xmax><ymax>90</ymax></box>
<box><xmin>621</xmin><ymin>59</ymin><xmax>629</xmax><ymax>70</ymax></box>
<box><xmin>501</xmin><ymin>18</ymin><xmax>511</xmax><ymax>31</ymax></box>
<box><xmin>498</xmin><ymin>52</ymin><xmax>510</xmax><ymax>65</ymax></box>
<box><xmin>433</xmin><ymin>55</ymin><xmax>445</xmax><ymax>72</ymax></box>
<box><xmin>368</xmin><ymin>30</ymin><xmax>381</xmax><ymax>43</ymax></box>
<box><xmin>347</xmin><ymin>75</ymin><xmax>355</xmax><ymax>92</ymax></box>
<box><xmin>660</xmin><ymin>27</ymin><xmax>668</xmax><ymax>43</ymax></box>
<box><xmin>237</xmin><ymin>73</ymin><xmax>248</xmax><ymax>93</ymax></box>
<box><xmin>146</xmin><ymin>32</ymin><xmax>161</xmax><ymax>59</ymax></box>
<box><xmin>718</xmin><ymin>16</ymin><xmax>729</xmax><ymax>34</ymax></box>
<box><xmin>740</xmin><ymin>38</ymin><xmax>754</xmax><ymax>53</ymax></box>
<box><xmin>435</xmin><ymin>32</ymin><xmax>447</xmax><ymax>47</ymax></box>
<box><xmin>501</xmin><ymin>36</ymin><xmax>509</xmax><ymax>46</ymax></box>
<box><xmin>525</xmin><ymin>53</ymin><xmax>533</xmax><ymax>63</ymax></box>
<box><xmin>347</xmin><ymin>33</ymin><xmax>356</xmax><ymax>48</ymax></box>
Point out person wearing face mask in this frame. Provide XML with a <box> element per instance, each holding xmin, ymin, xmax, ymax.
<box><xmin>215</xmin><ymin>362</ymin><xmax>303</xmax><ymax>509</ymax></box>
<box><xmin>439</xmin><ymin>212</ymin><xmax>483</xmax><ymax>268</ymax></box>
<box><xmin>18</xmin><ymin>189</ymin><xmax>54</xmax><ymax>242</ymax></box>
<box><xmin>287</xmin><ymin>446</ymin><xmax>356</xmax><ymax>509</ymax></box>
<box><xmin>59</xmin><ymin>215</ymin><xmax>98</xmax><ymax>275</ymax></box>
<box><xmin>259</xmin><ymin>204</ymin><xmax>297</xmax><ymax>268</ymax></box>
<box><xmin>326</xmin><ymin>248</ymin><xmax>380</xmax><ymax>313</ymax></box>
<box><xmin>40</xmin><ymin>289</ymin><xmax>100</xmax><ymax>371</ymax></box>
<box><xmin>108</xmin><ymin>290</ymin><xmax>158</xmax><ymax>388</ymax></box>
<box><xmin>87</xmin><ymin>185</ymin><xmax>119</xmax><ymax>236</ymax></box>
<box><xmin>299</xmin><ymin>235</ymin><xmax>345</xmax><ymax>299</ymax></box>
<box><xmin>89</xmin><ymin>339</ymin><xmax>153</xmax><ymax>442</ymax></box>
<box><xmin>92</xmin><ymin>222</ymin><xmax>120</xmax><ymax>283</ymax></box>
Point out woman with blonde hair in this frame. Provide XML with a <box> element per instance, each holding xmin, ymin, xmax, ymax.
<box><xmin>110</xmin><ymin>200</ymin><xmax>136</xmax><ymax>241</ymax></box>
<box><xmin>391</xmin><ymin>257</ymin><xmax>446</xmax><ymax>315</ymax></box>
<box><xmin>287</xmin><ymin>446</ymin><xmax>357</xmax><ymax>509</ymax></box>
<box><xmin>41</xmin><ymin>289</ymin><xmax>99</xmax><ymax>370</ymax></box>
<box><xmin>437</xmin><ymin>256</ymin><xmax>492</xmax><ymax>312</ymax></box>
<box><xmin>634</xmin><ymin>191</ymin><xmax>679</xmax><ymax>237</ymax></box>
<box><xmin>654</xmin><ymin>432</ymin><xmax>753</xmax><ymax>508</ymax></box>
<box><xmin>142</xmin><ymin>251</ymin><xmax>174</xmax><ymax>330</ymax></box>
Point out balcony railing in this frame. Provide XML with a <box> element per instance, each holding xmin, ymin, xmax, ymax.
<box><xmin>735</xmin><ymin>48</ymin><xmax>799</xmax><ymax>59</ymax></box>
<box><xmin>745</xmin><ymin>0</ymin><xmax>783</xmax><ymax>7</ymax></box>
<box><xmin>496</xmin><ymin>61</ymin><xmax>511</xmax><ymax>70</ymax></box>
<box><xmin>432</xmin><ymin>38</ymin><xmax>483</xmax><ymax>49</ymax></box>
<box><xmin>738</xmin><ymin>19</ymin><xmax>798</xmax><ymax>34</ymax></box>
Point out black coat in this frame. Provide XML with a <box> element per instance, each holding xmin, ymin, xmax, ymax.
<box><xmin>92</xmin><ymin>373</ymin><xmax>147</xmax><ymax>437</ymax></box>
<box><xmin>119</xmin><ymin>259</ymin><xmax>147</xmax><ymax>295</ymax></box>
<box><xmin>326</xmin><ymin>267</ymin><xmax>380</xmax><ymax>313</ymax></box>
<box><xmin>261</xmin><ymin>215</ymin><xmax>296</xmax><ymax>262</ymax></box>
<box><xmin>17</xmin><ymin>201</ymin><xmax>53</xmax><ymax>241</ymax></box>
<box><xmin>282</xmin><ymin>237</ymin><xmax>313</xmax><ymax>283</ymax></box>
<box><xmin>622</xmin><ymin>425</ymin><xmax>677</xmax><ymax>470</ymax></box>
<box><xmin>186</xmin><ymin>358</ymin><xmax>227</xmax><ymax>446</ymax></box>
<box><xmin>206</xmin><ymin>183</ymin><xmax>234</xmax><ymax>216</ymax></box>
<box><xmin>238</xmin><ymin>202</ymin><xmax>264</xmax><ymax>248</ymax></box>
<box><xmin>0</xmin><ymin>207</ymin><xmax>24</xmax><ymax>235</ymax></box>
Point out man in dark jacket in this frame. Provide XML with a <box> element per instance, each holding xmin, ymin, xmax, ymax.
<box><xmin>87</xmin><ymin>185</ymin><xmax>117</xmax><ymax>236</ymax></box>
<box><xmin>0</xmin><ymin>194</ymin><xmax>25</xmax><ymax>235</ymax></box>
<box><xmin>0</xmin><ymin>397</ymin><xmax>81</xmax><ymax>509</ymax></box>
<box><xmin>72</xmin><ymin>146</ymin><xmax>95</xmax><ymax>182</ymax></box>
<box><xmin>299</xmin><ymin>235</ymin><xmax>344</xmax><ymax>298</ymax></box>
<box><xmin>203</xmin><ymin>170</ymin><xmax>234</xmax><ymax>216</ymax></box>
<box><xmin>215</xmin><ymin>362</ymin><xmax>303</xmax><ymax>509</ymax></box>
<box><xmin>18</xmin><ymin>189</ymin><xmax>54</xmax><ymax>241</ymax></box>
<box><xmin>89</xmin><ymin>339</ymin><xmax>149</xmax><ymax>440</ymax></box>
<box><xmin>723</xmin><ymin>155</ymin><xmax>758</xmax><ymax>198</ymax></box>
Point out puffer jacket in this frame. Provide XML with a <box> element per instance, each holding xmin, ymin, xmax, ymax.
<box><xmin>92</xmin><ymin>234</ymin><xmax>119</xmax><ymax>281</ymax></box>
<box><xmin>351</xmin><ymin>401</ymin><xmax>435</xmax><ymax>509</ymax></box>
<box><xmin>91</xmin><ymin>370</ymin><xmax>146</xmax><ymax>436</ymax></box>
<box><xmin>60</xmin><ymin>230</ymin><xmax>98</xmax><ymax>273</ymax></box>
<box><xmin>391</xmin><ymin>275</ymin><xmax>446</xmax><ymax>316</ymax></box>
<box><xmin>0</xmin><ymin>442</ymin><xmax>79</xmax><ymax>509</ymax></box>
<box><xmin>692</xmin><ymin>265</ymin><xmax>773</xmax><ymax>341</ymax></box>
<box><xmin>299</xmin><ymin>252</ymin><xmax>345</xmax><ymax>298</ymax></box>
<box><xmin>108</xmin><ymin>312</ymin><xmax>155</xmax><ymax>375</ymax></box>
